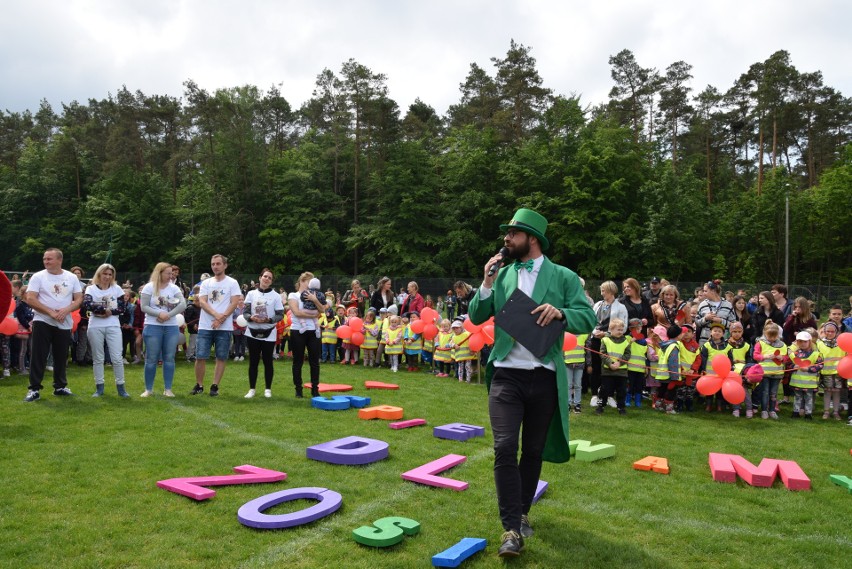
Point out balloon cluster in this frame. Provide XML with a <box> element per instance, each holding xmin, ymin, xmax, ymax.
<box><xmin>837</xmin><ymin>333</ymin><xmax>852</xmax><ymax>380</ymax></box>
<box><xmin>459</xmin><ymin>316</ymin><xmax>495</xmax><ymax>352</ymax></box>
<box><xmin>0</xmin><ymin>300</ymin><xmax>16</xmax><ymax>335</ymax></box>
<box><xmin>695</xmin><ymin>354</ymin><xmax>746</xmax><ymax>405</ymax></box>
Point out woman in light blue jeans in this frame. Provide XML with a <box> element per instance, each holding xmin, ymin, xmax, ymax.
<box><xmin>83</xmin><ymin>263</ymin><xmax>129</xmax><ymax>397</ymax></box>
<box><xmin>140</xmin><ymin>263</ymin><xmax>186</xmax><ymax>397</ymax></box>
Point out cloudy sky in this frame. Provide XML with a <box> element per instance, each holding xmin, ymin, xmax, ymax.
<box><xmin>2</xmin><ymin>0</ymin><xmax>849</xmax><ymax>117</ymax></box>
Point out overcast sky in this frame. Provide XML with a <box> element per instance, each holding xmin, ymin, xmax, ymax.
<box><xmin>2</xmin><ymin>0</ymin><xmax>849</xmax><ymax>118</ymax></box>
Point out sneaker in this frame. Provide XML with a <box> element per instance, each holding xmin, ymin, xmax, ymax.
<box><xmin>732</xmin><ymin>408</ymin><xmax>740</xmax><ymax>418</ymax></box>
<box><xmin>53</xmin><ymin>387</ymin><xmax>74</xmax><ymax>396</ymax></box>
<box><xmin>823</xmin><ymin>411</ymin><xmax>830</xmax><ymax>420</ymax></box>
<box><xmin>834</xmin><ymin>413</ymin><xmax>842</xmax><ymax>421</ymax></box>
<box><xmin>607</xmin><ymin>397</ymin><xmax>617</xmax><ymax>408</ymax></box>
<box><xmin>140</xmin><ymin>390</ymin><xmax>153</xmax><ymax>397</ymax></box>
<box><xmin>24</xmin><ymin>390</ymin><xmax>40</xmax><ymax>402</ymax></box>
<box><xmin>132</xmin><ymin>357</ymin><xmax>141</xmax><ymax>364</ymax></box>
<box><xmin>46</xmin><ymin>365</ymin><xmax>54</xmax><ymax>372</ymax></box>
<box><xmin>3</xmin><ymin>369</ymin><xmax>10</xmax><ymax>377</ymax></box>
<box><xmin>163</xmin><ymin>390</ymin><xmax>175</xmax><ymax>398</ymax></box>
<box><xmin>594</xmin><ymin>406</ymin><xmax>604</xmax><ymax>415</ymax></box>
<box><xmin>769</xmin><ymin>411</ymin><xmax>779</xmax><ymax>420</ymax></box>
<box><xmin>121</xmin><ymin>358</ymin><xmax>129</xmax><ymax>364</ymax></box>
<box><xmin>847</xmin><ymin>417</ymin><xmax>852</xmax><ymax>426</ymax></box>
<box><xmin>761</xmin><ymin>411</ymin><xmax>769</xmax><ymax>419</ymax></box>
<box><xmin>520</xmin><ymin>514</ymin><xmax>534</xmax><ymax>538</ymax></box>
<box><xmin>573</xmin><ymin>405</ymin><xmax>581</xmax><ymax>414</ymax></box>
<box><xmin>245</xmin><ymin>389</ymin><xmax>256</xmax><ymax>399</ymax></box>
<box><xmin>189</xmin><ymin>384</ymin><xmax>204</xmax><ymax>395</ymax></box>
<box><xmin>209</xmin><ymin>384</ymin><xmax>219</xmax><ymax>397</ymax></box>
<box><xmin>746</xmin><ymin>409</ymin><xmax>753</xmax><ymax>419</ymax></box>
<box><xmin>498</xmin><ymin>530</ymin><xmax>524</xmax><ymax>558</ymax></box>
<box><xmin>264</xmin><ymin>389</ymin><xmax>272</xmax><ymax>398</ymax></box>
<box><xmin>590</xmin><ymin>396</ymin><xmax>599</xmax><ymax>407</ymax></box>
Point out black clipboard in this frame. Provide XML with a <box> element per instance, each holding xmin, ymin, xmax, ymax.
<box><xmin>494</xmin><ymin>288</ymin><xmax>564</xmax><ymax>359</ymax></box>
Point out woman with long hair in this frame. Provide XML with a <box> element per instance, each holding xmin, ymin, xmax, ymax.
<box><xmin>243</xmin><ymin>268</ymin><xmax>285</xmax><ymax>398</ymax></box>
<box><xmin>288</xmin><ymin>272</ymin><xmax>329</xmax><ymax>398</ymax></box>
<box><xmin>619</xmin><ymin>277</ymin><xmax>653</xmax><ymax>336</ymax></box>
<box><xmin>83</xmin><ymin>263</ymin><xmax>129</xmax><ymax>397</ymax></box>
<box><xmin>370</xmin><ymin>277</ymin><xmax>395</xmax><ymax>313</ymax></box>
<box><xmin>652</xmin><ymin>284</ymin><xmax>692</xmax><ymax>328</ymax></box>
<box><xmin>782</xmin><ymin>296</ymin><xmax>817</xmax><ymax>344</ymax></box>
<box><xmin>139</xmin><ymin>262</ymin><xmax>186</xmax><ymax>397</ymax></box>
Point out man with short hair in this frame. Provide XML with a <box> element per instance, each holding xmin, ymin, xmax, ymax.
<box><xmin>642</xmin><ymin>277</ymin><xmax>661</xmax><ymax>305</ymax></box>
<box><xmin>24</xmin><ymin>248</ymin><xmax>83</xmax><ymax>402</ymax></box>
<box><xmin>771</xmin><ymin>284</ymin><xmax>794</xmax><ymax>319</ymax></box>
<box><xmin>469</xmin><ymin>208</ymin><xmax>595</xmax><ymax>558</ymax></box>
<box><xmin>190</xmin><ymin>255</ymin><xmax>242</xmax><ymax>396</ymax></box>
<box><xmin>827</xmin><ymin>304</ymin><xmax>850</xmax><ymax>333</ymax></box>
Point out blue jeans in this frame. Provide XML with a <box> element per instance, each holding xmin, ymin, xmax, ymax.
<box><xmin>196</xmin><ymin>329</ymin><xmax>231</xmax><ymax>360</ymax></box>
<box><xmin>321</xmin><ymin>343</ymin><xmax>336</xmax><ymax>362</ymax></box>
<box><xmin>143</xmin><ymin>325</ymin><xmax>180</xmax><ymax>391</ymax></box>
<box><xmin>760</xmin><ymin>376</ymin><xmax>782</xmax><ymax>412</ymax></box>
<box><xmin>567</xmin><ymin>364</ymin><xmax>583</xmax><ymax>406</ymax></box>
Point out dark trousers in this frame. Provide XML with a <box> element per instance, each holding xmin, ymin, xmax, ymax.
<box><xmin>291</xmin><ymin>329</ymin><xmax>321</xmax><ymax>394</ymax></box>
<box><xmin>29</xmin><ymin>321</ymin><xmax>72</xmax><ymax>391</ymax></box>
<box><xmin>627</xmin><ymin>370</ymin><xmax>645</xmax><ymax>396</ymax></box>
<box><xmin>598</xmin><ymin>374</ymin><xmax>627</xmax><ymax>409</ymax></box>
<box><xmin>488</xmin><ymin>366</ymin><xmax>558</xmax><ymax>533</ymax></box>
<box><xmin>587</xmin><ymin>337</ymin><xmax>602</xmax><ymax>395</ymax></box>
<box><xmin>247</xmin><ymin>336</ymin><xmax>275</xmax><ymax>389</ymax></box>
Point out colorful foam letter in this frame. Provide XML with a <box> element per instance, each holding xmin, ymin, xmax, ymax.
<box><xmin>237</xmin><ymin>487</ymin><xmax>342</xmax><ymax>529</ymax></box>
<box><xmin>157</xmin><ymin>465</ymin><xmax>287</xmax><ymax>501</ymax></box>
<box><xmin>633</xmin><ymin>456</ymin><xmax>670</xmax><ymax>474</ymax></box>
<box><xmin>829</xmin><ymin>475</ymin><xmax>852</xmax><ymax>494</ymax></box>
<box><xmin>532</xmin><ymin>480</ymin><xmax>548</xmax><ymax>504</ymax></box>
<box><xmin>311</xmin><ymin>395</ymin><xmax>352</xmax><ymax>410</ymax></box>
<box><xmin>306</xmin><ymin>436</ymin><xmax>389</xmax><ymax>465</ymax></box>
<box><xmin>317</xmin><ymin>383</ymin><xmax>354</xmax><ymax>393</ymax></box>
<box><xmin>353</xmin><ymin>516</ymin><xmax>421</xmax><ymax>547</ymax></box>
<box><xmin>343</xmin><ymin>395</ymin><xmax>371</xmax><ymax>408</ymax></box>
<box><xmin>364</xmin><ymin>381</ymin><xmax>399</xmax><ymax>390</ymax></box>
<box><xmin>432</xmin><ymin>538</ymin><xmax>487</xmax><ymax>567</ymax></box>
<box><xmin>358</xmin><ymin>405</ymin><xmax>404</xmax><ymax>420</ymax></box>
<box><xmin>433</xmin><ymin>423</ymin><xmax>485</xmax><ymax>441</ymax></box>
<box><xmin>390</xmin><ymin>418</ymin><xmax>427</xmax><ymax>429</ymax></box>
<box><xmin>569</xmin><ymin>439</ymin><xmax>616</xmax><ymax>462</ymax></box>
<box><xmin>708</xmin><ymin>453</ymin><xmax>811</xmax><ymax>490</ymax></box>
<box><xmin>401</xmin><ymin>454</ymin><xmax>468</xmax><ymax>491</ymax></box>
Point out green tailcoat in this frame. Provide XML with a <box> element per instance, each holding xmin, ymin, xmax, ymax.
<box><xmin>468</xmin><ymin>257</ymin><xmax>595</xmax><ymax>462</ymax></box>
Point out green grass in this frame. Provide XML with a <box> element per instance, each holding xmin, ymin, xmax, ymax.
<box><xmin>0</xmin><ymin>359</ymin><xmax>850</xmax><ymax>569</ymax></box>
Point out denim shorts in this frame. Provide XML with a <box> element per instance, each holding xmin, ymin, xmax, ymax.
<box><xmin>196</xmin><ymin>329</ymin><xmax>232</xmax><ymax>360</ymax></box>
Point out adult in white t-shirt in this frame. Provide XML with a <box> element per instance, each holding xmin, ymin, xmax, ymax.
<box><xmin>140</xmin><ymin>262</ymin><xmax>186</xmax><ymax>397</ymax></box>
<box><xmin>83</xmin><ymin>263</ymin><xmax>129</xmax><ymax>397</ymax></box>
<box><xmin>288</xmin><ymin>271</ymin><xmax>329</xmax><ymax>398</ymax></box>
<box><xmin>190</xmin><ymin>254</ymin><xmax>243</xmax><ymax>396</ymax></box>
<box><xmin>24</xmin><ymin>248</ymin><xmax>83</xmax><ymax>402</ymax></box>
<box><xmin>243</xmin><ymin>268</ymin><xmax>285</xmax><ymax>398</ymax></box>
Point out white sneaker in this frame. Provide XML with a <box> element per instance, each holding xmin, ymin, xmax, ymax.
<box><xmin>46</xmin><ymin>366</ymin><xmax>54</xmax><ymax>372</ymax></box>
<box><xmin>607</xmin><ymin>397</ymin><xmax>617</xmax><ymax>408</ymax></box>
<box><xmin>264</xmin><ymin>389</ymin><xmax>272</xmax><ymax>398</ymax></box>
<box><xmin>122</xmin><ymin>358</ymin><xmax>129</xmax><ymax>364</ymax></box>
<box><xmin>163</xmin><ymin>390</ymin><xmax>175</xmax><ymax>398</ymax></box>
<box><xmin>245</xmin><ymin>389</ymin><xmax>256</xmax><ymax>398</ymax></box>
<box><xmin>590</xmin><ymin>396</ymin><xmax>599</xmax><ymax>407</ymax></box>
<box><xmin>140</xmin><ymin>390</ymin><xmax>153</xmax><ymax>397</ymax></box>
<box><xmin>2</xmin><ymin>369</ymin><xmax>9</xmax><ymax>377</ymax></box>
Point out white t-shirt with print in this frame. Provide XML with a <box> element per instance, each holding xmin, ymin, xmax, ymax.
<box><xmin>85</xmin><ymin>283</ymin><xmax>123</xmax><ymax>328</ymax></box>
<box><xmin>245</xmin><ymin>288</ymin><xmax>284</xmax><ymax>342</ymax></box>
<box><xmin>141</xmin><ymin>282</ymin><xmax>184</xmax><ymax>327</ymax></box>
<box><xmin>288</xmin><ymin>292</ymin><xmax>318</xmax><ymax>332</ymax></box>
<box><xmin>28</xmin><ymin>269</ymin><xmax>83</xmax><ymax>330</ymax></box>
<box><xmin>199</xmin><ymin>275</ymin><xmax>243</xmax><ymax>331</ymax></box>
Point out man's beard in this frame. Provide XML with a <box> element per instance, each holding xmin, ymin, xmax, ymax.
<box><xmin>506</xmin><ymin>237</ymin><xmax>531</xmax><ymax>261</ymax></box>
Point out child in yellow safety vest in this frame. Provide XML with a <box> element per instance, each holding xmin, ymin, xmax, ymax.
<box><xmin>320</xmin><ymin>308</ymin><xmax>342</xmax><ymax>363</ymax></box>
<box><xmin>624</xmin><ymin>319</ymin><xmax>647</xmax><ymax>408</ymax></box>
<box><xmin>403</xmin><ymin>312</ymin><xmax>423</xmax><ymax>371</ymax></box>
<box><xmin>596</xmin><ymin>318</ymin><xmax>631</xmax><ymax>415</ymax></box>
<box><xmin>433</xmin><ymin>319</ymin><xmax>455</xmax><ymax>377</ymax></box>
<box><xmin>450</xmin><ymin>319</ymin><xmax>475</xmax><ymax>383</ymax></box>
<box><xmin>564</xmin><ymin>330</ymin><xmax>588</xmax><ymax>413</ymax></box>
<box><xmin>816</xmin><ymin>321</ymin><xmax>845</xmax><ymax>420</ymax></box>
<box><xmin>341</xmin><ymin>307</ymin><xmax>360</xmax><ymax>365</ymax></box>
<box><xmin>789</xmin><ymin>330</ymin><xmax>823</xmax><ymax>419</ymax></box>
<box><xmin>752</xmin><ymin>321</ymin><xmax>790</xmax><ymax>420</ymax></box>
<box><xmin>699</xmin><ymin>322</ymin><xmax>732</xmax><ymax>413</ymax></box>
<box><xmin>727</xmin><ymin>321</ymin><xmax>754</xmax><ymax>418</ymax></box>
<box><xmin>361</xmin><ymin>309</ymin><xmax>380</xmax><ymax>368</ymax></box>
<box><xmin>383</xmin><ymin>315</ymin><xmax>404</xmax><ymax>372</ymax></box>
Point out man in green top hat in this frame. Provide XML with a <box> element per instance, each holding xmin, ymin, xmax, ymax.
<box><xmin>469</xmin><ymin>207</ymin><xmax>595</xmax><ymax>557</ymax></box>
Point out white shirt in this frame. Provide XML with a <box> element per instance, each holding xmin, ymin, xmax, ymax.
<box><xmin>141</xmin><ymin>282</ymin><xmax>184</xmax><ymax>327</ymax></box>
<box><xmin>245</xmin><ymin>288</ymin><xmax>284</xmax><ymax>342</ymax></box>
<box><xmin>479</xmin><ymin>255</ymin><xmax>556</xmax><ymax>371</ymax></box>
<box><xmin>288</xmin><ymin>292</ymin><xmax>318</xmax><ymax>332</ymax></box>
<box><xmin>84</xmin><ymin>283</ymin><xmax>123</xmax><ymax>328</ymax></box>
<box><xmin>199</xmin><ymin>275</ymin><xmax>242</xmax><ymax>331</ymax></box>
<box><xmin>28</xmin><ymin>269</ymin><xmax>82</xmax><ymax>330</ymax></box>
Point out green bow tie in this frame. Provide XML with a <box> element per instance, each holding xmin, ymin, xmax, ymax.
<box><xmin>513</xmin><ymin>259</ymin><xmax>534</xmax><ymax>272</ymax></box>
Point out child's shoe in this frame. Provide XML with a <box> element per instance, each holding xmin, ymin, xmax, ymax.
<box><xmin>634</xmin><ymin>393</ymin><xmax>642</xmax><ymax>408</ymax></box>
<box><xmin>732</xmin><ymin>408</ymin><xmax>740</xmax><ymax>418</ymax></box>
<box><xmin>745</xmin><ymin>409</ymin><xmax>753</xmax><ymax>419</ymax></box>
<box><xmin>760</xmin><ymin>411</ymin><xmax>769</xmax><ymax>419</ymax></box>
<box><xmin>822</xmin><ymin>411</ymin><xmax>830</xmax><ymax>419</ymax></box>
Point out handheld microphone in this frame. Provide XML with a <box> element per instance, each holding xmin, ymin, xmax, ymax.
<box><xmin>487</xmin><ymin>247</ymin><xmax>510</xmax><ymax>277</ymax></box>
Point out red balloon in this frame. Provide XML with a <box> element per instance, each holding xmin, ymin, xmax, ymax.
<box><xmin>695</xmin><ymin>374</ymin><xmax>723</xmax><ymax>396</ymax></box>
<box><xmin>837</xmin><ymin>332</ymin><xmax>852</xmax><ymax>353</ymax></box>
<box><xmin>721</xmin><ymin>378</ymin><xmax>746</xmax><ymax>405</ymax></box>
<box><xmin>71</xmin><ymin>310</ymin><xmax>82</xmax><ymax>333</ymax></box>
<box><xmin>336</xmin><ymin>325</ymin><xmax>352</xmax><ymax>339</ymax></box>
<box><xmin>837</xmin><ymin>355</ymin><xmax>852</xmax><ymax>380</ymax></box>
<box><xmin>349</xmin><ymin>332</ymin><xmax>365</xmax><ymax>346</ymax></box>
<box><xmin>563</xmin><ymin>332</ymin><xmax>577</xmax><ymax>351</ymax></box>
<box><xmin>348</xmin><ymin>317</ymin><xmax>363</xmax><ymax>331</ymax></box>
<box><xmin>468</xmin><ymin>333</ymin><xmax>485</xmax><ymax>352</ymax></box>
<box><xmin>745</xmin><ymin>365</ymin><xmax>765</xmax><ymax>383</ymax></box>
<box><xmin>0</xmin><ymin>317</ymin><xmax>18</xmax><ymax>336</ymax></box>
<box><xmin>710</xmin><ymin>354</ymin><xmax>732</xmax><ymax>378</ymax></box>
<box><xmin>420</xmin><ymin>307</ymin><xmax>438</xmax><ymax>324</ymax></box>
<box><xmin>6</xmin><ymin>301</ymin><xmax>13</xmax><ymax>317</ymax></box>
<box><xmin>463</xmin><ymin>318</ymin><xmax>482</xmax><ymax>334</ymax></box>
<box><xmin>422</xmin><ymin>324</ymin><xmax>438</xmax><ymax>341</ymax></box>
<box><xmin>410</xmin><ymin>319</ymin><xmax>425</xmax><ymax>334</ymax></box>
<box><xmin>481</xmin><ymin>324</ymin><xmax>495</xmax><ymax>345</ymax></box>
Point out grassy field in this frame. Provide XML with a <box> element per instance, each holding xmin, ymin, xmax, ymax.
<box><xmin>0</xmin><ymin>358</ymin><xmax>849</xmax><ymax>569</ymax></box>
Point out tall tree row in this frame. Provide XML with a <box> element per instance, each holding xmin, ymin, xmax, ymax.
<box><xmin>1</xmin><ymin>44</ymin><xmax>850</xmax><ymax>285</ymax></box>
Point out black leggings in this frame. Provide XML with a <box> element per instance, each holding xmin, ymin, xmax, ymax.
<box><xmin>247</xmin><ymin>336</ymin><xmax>275</xmax><ymax>389</ymax></box>
<box><xmin>291</xmin><ymin>329</ymin><xmax>321</xmax><ymax>393</ymax></box>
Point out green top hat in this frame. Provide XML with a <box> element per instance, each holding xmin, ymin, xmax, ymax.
<box><xmin>500</xmin><ymin>208</ymin><xmax>550</xmax><ymax>251</ymax></box>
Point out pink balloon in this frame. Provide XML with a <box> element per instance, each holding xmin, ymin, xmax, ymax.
<box><xmin>837</xmin><ymin>332</ymin><xmax>852</xmax><ymax>353</ymax></box>
<box><xmin>349</xmin><ymin>332</ymin><xmax>365</xmax><ymax>346</ymax></box>
<box><xmin>710</xmin><ymin>354</ymin><xmax>732</xmax><ymax>378</ymax></box>
<box><xmin>336</xmin><ymin>325</ymin><xmax>352</xmax><ymax>339</ymax></box>
<box><xmin>695</xmin><ymin>374</ymin><xmax>723</xmax><ymax>396</ymax></box>
<box><xmin>463</xmin><ymin>318</ymin><xmax>482</xmax><ymax>334</ymax></box>
<box><xmin>468</xmin><ymin>333</ymin><xmax>485</xmax><ymax>352</ymax></box>
<box><xmin>422</xmin><ymin>324</ymin><xmax>438</xmax><ymax>341</ymax></box>
<box><xmin>745</xmin><ymin>365</ymin><xmax>765</xmax><ymax>383</ymax></box>
<box><xmin>410</xmin><ymin>320</ymin><xmax>425</xmax><ymax>334</ymax></box>
<box><xmin>563</xmin><ymin>332</ymin><xmax>577</xmax><ymax>351</ymax></box>
<box><xmin>721</xmin><ymin>378</ymin><xmax>746</xmax><ymax>405</ymax></box>
<box><xmin>481</xmin><ymin>324</ymin><xmax>495</xmax><ymax>345</ymax></box>
<box><xmin>348</xmin><ymin>317</ymin><xmax>363</xmax><ymax>331</ymax></box>
<box><xmin>0</xmin><ymin>317</ymin><xmax>18</xmax><ymax>336</ymax></box>
<box><xmin>837</xmin><ymin>355</ymin><xmax>852</xmax><ymax>380</ymax></box>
